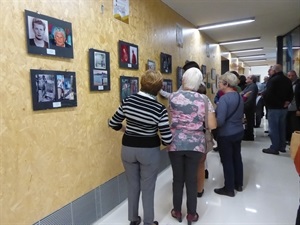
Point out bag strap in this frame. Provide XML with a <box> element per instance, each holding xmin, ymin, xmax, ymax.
<box><xmin>203</xmin><ymin>95</ymin><xmax>209</xmax><ymax>130</ymax></box>
<box><xmin>224</xmin><ymin>92</ymin><xmax>241</xmax><ymax>122</ymax></box>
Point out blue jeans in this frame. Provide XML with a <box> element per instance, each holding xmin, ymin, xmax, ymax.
<box><xmin>268</xmin><ymin>109</ymin><xmax>288</xmax><ymax>151</ymax></box>
<box><xmin>218</xmin><ymin>131</ymin><xmax>244</xmax><ymax>192</ymax></box>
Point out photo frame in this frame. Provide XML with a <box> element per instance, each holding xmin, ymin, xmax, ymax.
<box><xmin>160</xmin><ymin>53</ymin><xmax>172</xmax><ymax>74</ymax></box>
<box><xmin>176</xmin><ymin>23</ymin><xmax>183</xmax><ymax>48</ymax></box>
<box><xmin>162</xmin><ymin>79</ymin><xmax>173</xmax><ymax>93</ymax></box>
<box><xmin>118</xmin><ymin>40</ymin><xmax>139</xmax><ymax>70</ymax></box>
<box><xmin>201</xmin><ymin>65</ymin><xmax>206</xmax><ymax>79</ymax></box>
<box><xmin>120</xmin><ymin>76</ymin><xmax>139</xmax><ymax>102</ymax></box>
<box><xmin>25</xmin><ymin>10</ymin><xmax>74</xmax><ymax>58</ymax></box>
<box><xmin>211</xmin><ymin>68</ymin><xmax>216</xmax><ymax>80</ymax></box>
<box><xmin>30</xmin><ymin>69</ymin><xmax>77</xmax><ymax>111</ymax></box>
<box><xmin>147</xmin><ymin>60</ymin><xmax>156</xmax><ymax>70</ymax></box>
<box><xmin>176</xmin><ymin>66</ymin><xmax>184</xmax><ymax>89</ymax></box>
<box><xmin>89</xmin><ymin>49</ymin><xmax>110</xmax><ymax>91</ymax></box>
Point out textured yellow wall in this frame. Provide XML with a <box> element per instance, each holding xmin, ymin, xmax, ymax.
<box><xmin>0</xmin><ymin>0</ymin><xmax>221</xmax><ymax>224</ymax></box>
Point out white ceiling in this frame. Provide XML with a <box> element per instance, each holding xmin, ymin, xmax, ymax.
<box><xmin>161</xmin><ymin>0</ymin><xmax>300</xmax><ymax>67</ymax></box>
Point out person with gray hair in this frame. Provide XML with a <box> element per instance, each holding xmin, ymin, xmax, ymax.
<box><xmin>262</xmin><ymin>64</ymin><xmax>293</xmax><ymax>155</ymax></box>
<box><xmin>241</xmin><ymin>75</ymin><xmax>258</xmax><ymax>140</ymax></box>
<box><xmin>52</xmin><ymin>27</ymin><xmax>71</xmax><ymax>47</ymax></box>
<box><xmin>168</xmin><ymin>67</ymin><xmax>217</xmax><ymax>224</ymax></box>
<box><xmin>214</xmin><ymin>71</ymin><xmax>244</xmax><ymax>197</ymax></box>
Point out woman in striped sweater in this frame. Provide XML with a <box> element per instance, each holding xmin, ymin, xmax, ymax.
<box><xmin>109</xmin><ymin>70</ymin><xmax>172</xmax><ymax>225</ymax></box>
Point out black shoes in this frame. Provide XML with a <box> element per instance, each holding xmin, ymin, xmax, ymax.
<box><xmin>235</xmin><ymin>186</ymin><xmax>243</xmax><ymax>192</ymax></box>
<box><xmin>243</xmin><ymin>136</ymin><xmax>254</xmax><ymax>141</ymax></box>
<box><xmin>262</xmin><ymin>148</ymin><xmax>279</xmax><ymax>155</ymax></box>
<box><xmin>130</xmin><ymin>216</ymin><xmax>141</xmax><ymax>225</ymax></box>
<box><xmin>205</xmin><ymin>169</ymin><xmax>209</xmax><ymax>179</ymax></box>
<box><xmin>279</xmin><ymin>149</ymin><xmax>286</xmax><ymax>153</ymax></box>
<box><xmin>197</xmin><ymin>190</ymin><xmax>204</xmax><ymax>198</ymax></box>
<box><xmin>186</xmin><ymin>212</ymin><xmax>199</xmax><ymax>225</ymax></box>
<box><xmin>153</xmin><ymin>222</ymin><xmax>158</xmax><ymax>225</ymax></box>
<box><xmin>214</xmin><ymin>187</ymin><xmax>235</xmax><ymax>197</ymax></box>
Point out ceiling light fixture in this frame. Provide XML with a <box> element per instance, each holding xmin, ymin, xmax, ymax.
<box><xmin>230</xmin><ymin>48</ymin><xmax>263</xmax><ymax>54</ymax></box>
<box><xmin>238</xmin><ymin>54</ymin><xmax>266</xmax><ymax>59</ymax></box>
<box><xmin>219</xmin><ymin>37</ymin><xmax>260</xmax><ymax>45</ymax></box>
<box><xmin>198</xmin><ymin>17</ymin><xmax>255</xmax><ymax>30</ymax></box>
<box><xmin>243</xmin><ymin>59</ymin><xmax>266</xmax><ymax>62</ymax></box>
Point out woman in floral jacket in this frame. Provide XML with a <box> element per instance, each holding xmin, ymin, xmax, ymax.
<box><xmin>168</xmin><ymin>67</ymin><xmax>216</xmax><ymax>225</ymax></box>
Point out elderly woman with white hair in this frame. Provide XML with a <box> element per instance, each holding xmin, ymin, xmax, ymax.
<box><xmin>214</xmin><ymin>72</ymin><xmax>244</xmax><ymax>197</ymax></box>
<box><xmin>168</xmin><ymin>67</ymin><xmax>217</xmax><ymax>225</ymax></box>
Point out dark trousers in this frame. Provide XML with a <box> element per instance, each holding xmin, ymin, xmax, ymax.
<box><xmin>218</xmin><ymin>131</ymin><xmax>244</xmax><ymax>192</ymax></box>
<box><xmin>296</xmin><ymin>204</ymin><xmax>300</xmax><ymax>225</ymax></box>
<box><xmin>169</xmin><ymin>151</ymin><xmax>203</xmax><ymax>215</ymax></box>
<box><xmin>286</xmin><ymin>111</ymin><xmax>300</xmax><ymax>142</ymax></box>
<box><xmin>244</xmin><ymin>109</ymin><xmax>255</xmax><ymax>138</ymax></box>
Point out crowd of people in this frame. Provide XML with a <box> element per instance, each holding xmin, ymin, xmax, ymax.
<box><xmin>109</xmin><ymin>62</ymin><xmax>300</xmax><ymax>225</ymax></box>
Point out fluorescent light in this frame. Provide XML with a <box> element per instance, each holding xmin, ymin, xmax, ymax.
<box><xmin>219</xmin><ymin>37</ymin><xmax>260</xmax><ymax>45</ymax></box>
<box><xmin>231</xmin><ymin>48</ymin><xmax>263</xmax><ymax>53</ymax></box>
<box><xmin>243</xmin><ymin>59</ymin><xmax>266</xmax><ymax>62</ymax></box>
<box><xmin>198</xmin><ymin>17</ymin><xmax>255</xmax><ymax>30</ymax></box>
<box><xmin>283</xmin><ymin>46</ymin><xmax>300</xmax><ymax>50</ymax></box>
<box><xmin>238</xmin><ymin>54</ymin><xmax>265</xmax><ymax>59</ymax></box>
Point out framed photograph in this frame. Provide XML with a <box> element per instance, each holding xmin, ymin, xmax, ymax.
<box><xmin>176</xmin><ymin>66</ymin><xmax>184</xmax><ymax>89</ymax></box>
<box><xmin>147</xmin><ymin>60</ymin><xmax>156</xmax><ymax>70</ymax></box>
<box><xmin>176</xmin><ymin>23</ymin><xmax>183</xmax><ymax>48</ymax></box>
<box><xmin>160</xmin><ymin>53</ymin><xmax>172</xmax><ymax>74</ymax></box>
<box><xmin>212</xmin><ymin>83</ymin><xmax>217</xmax><ymax>94</ymax></box>
<box><xmin>89</xmin><ymin>49</ymin><xmax>110</xmax><ymax>91</ymax></box>
<box><xmin>120</xmin><ymin>76</ymin><xmax>139</xmax><ymax>102</ymax></box>
<box><xmin>25</xmin><ymin>10</ymin><xmax>73</xmax><ymax>58</ymax></box>
<box><xmin>162</xmin><ymin>79</ymin><xmax>173</xmax><ymax>93</ymax></box>
<box><xmin>211</xmin><ymin>68</ymin><xmax>216</xmax><ymax>80</ymax></box>
<box><xmin>118</xmin><ymin>40</ymin><xmax>139</xmax><ymax>70</ymax></box>
<box><xmin>201</xmin><ymin>65</ymin><xmax>206</xmax><ymax>79</ymax></box>
<box><xmin>30</xmin><ymin>69</ymin><xmax>77</xmax><ymax>111</ymax></box>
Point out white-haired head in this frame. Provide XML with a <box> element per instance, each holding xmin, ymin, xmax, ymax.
<box><xmin>182</xmin><ymin>68</ymin><xmax>204</xmax><ymax>91</ymax></box>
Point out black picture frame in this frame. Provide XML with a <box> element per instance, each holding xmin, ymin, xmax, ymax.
<box><xmin>89</xmin><ymin>49</ymin><xmax>110</xmax><ymax>91</ymax></box>
<box><xmin>176</xmin><ymin>66</ymin><xmax>184</xmax><ymax>89</ymax></box>
<box><xmin>160</xmin><ymin>53</ymin><xmax>172</xmax><ymax>74</ymax></box>
<box><xmin>25</xmin><ymin>10</ymin><xmax>74</xmax><ymax>58</ymax></box>
<box><xmin>120</xmin><ymin>76</ymin><xmax>139</xmax><ymax>102</ymax></box>
<box><xmin>163</xmin><ymin>79</ymin><xmax>173</xmax><ymax>93</ymax></box>
<box><xmin>211</xmin><ymin>68</ymin><xmax>216</xmax><ymax>80</ymax></box>
<box><xmin>118</xmin><ymin>40</ymin><xmax>139</xmax><ymax>70</ymax></box>
<box><xmin>30</xmin><ymin>69</ymin><xmax>77</xmax><ymax>111</ymax></box>
<box><xmin>201</xmin><ymin>65</ymin><xmax>206</xmax><ymax>79</ymax></box>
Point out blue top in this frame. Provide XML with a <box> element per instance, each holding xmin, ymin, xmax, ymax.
<box><xmin>216</xmin><ymin>92</ymin><xmax>244</xmax><ymax>137</ymax></box>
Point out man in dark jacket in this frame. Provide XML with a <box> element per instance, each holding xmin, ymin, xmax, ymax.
<box><xmin>262</xmin><ymin>64</ymin><xmax>293</xmax><ymax>155</ymax></box>
<box><xmin>242</xmin><ymin>75</ymin><xmax>258</xmax><ymax>140</ymax></box>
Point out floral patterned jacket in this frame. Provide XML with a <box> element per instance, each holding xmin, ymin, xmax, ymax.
<box><xmin>168</xmin><ymin>90</ymin><xmax>215</xmax><ymax>153</ymax></box>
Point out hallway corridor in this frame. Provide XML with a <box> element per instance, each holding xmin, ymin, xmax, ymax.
<box><xmin>94</xmin><ymin>124</ymin><xmax>299</xmax><ymax>225</ymax></box>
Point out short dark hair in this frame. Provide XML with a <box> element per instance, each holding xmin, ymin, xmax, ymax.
<box><xmin>183</xmin><ymin>61</ymin><xmax>200</xmax><ymax>71</ymax></box>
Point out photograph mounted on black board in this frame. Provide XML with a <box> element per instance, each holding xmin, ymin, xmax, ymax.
<box><xmin>120</xmin><ymin>76</ymin><xmax>139</xmax><ymax>102</ymax></box>
<box><xmin>118</xmin><ymin>41</ymin><xmax>139</xmax><ymax>70</ymax></box>
<box><xmin>30</xmin><ymin>69</ymin><xmax>77</xmax><ymax>111</ymax></box>
<box><xmin>89</xmin><ymin>49</ymin><xmax>110</xmax><ymax>91</ymax></box>
<box><xmin>162</xmin><ymin>79</ymin><xmax>173</xmax><ymax>93</ymax></box>
<box><xmin>176</xmin><ymin>67</ymin><xmax>184</xmax><ymax>89</ymax></box>
<box><xmin>160</xmin><ymin>53</ymin><xmax>172</xmax><ymax>74</ymax></box>
<box><xmin>25</xmin><ymin>10</ymin><xmax>73</xmax><ymax>58</ymax></box>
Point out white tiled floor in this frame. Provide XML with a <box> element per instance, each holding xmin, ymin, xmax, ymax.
<box><xmin>94</xmin><ymin>121</ymin><xmax>299</xmax><ymax>225</ymax></box>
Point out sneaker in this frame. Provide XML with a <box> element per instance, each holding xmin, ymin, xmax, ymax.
<box><xmin>214</xmin><ymin>187</ymin><xmax>235</xmax><ymax>197</ymax></box>
<box><xmin>262</xmin><ymin>148</ymin><xmax>279</xmax><ymax>155</ymax></box>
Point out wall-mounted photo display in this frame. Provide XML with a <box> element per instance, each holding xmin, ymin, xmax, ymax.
<box><xmin>160</xmin><ymin>53</ymin><xmax>172</xmax><ymax>74</ymax></box>
<box><xmin>162</xmin><ymin>79</ymin><xmax>173</xmax><ymax>93</ymax></box>
<box><xmin>201</xmin><ymin>65</ymin><xmax>206</xmax><ymax>79</ymax></box>
<box><xmin>211</xmin><ymin>68</ymin><xmax>216</xmax><ymax>80</ymax></box>
<box><xmin>176</xmin><ymin>66</ymin><xmax>184</xmax><ymax>89</ymax></box>
<box><xmin>25</xmin><ymin>10</ymin><xmax>74</xmax><ymax>58</ymax></box>
<box><xmin>89</xmin><ymin>49</ymin><xmax>110</xmax><ymax>91</ymax></box>
<box><xmin>118</xmin><ymin>41</ymin><xmax>139</xmax><ymax>70</ymax></box>
<box><xmin>147</xmin><ymin>60</ymin><xmax>156</xmax><ymax>70</ymax></box>
<box><xmin>120</xmin><ymin>76</ymin><xmax>139</xmax><ymax>102</ymax></box>
<box><xmin>30</xmin><ymin>69</ymin><xmax>77</xmax><ymax>111</ymax></box>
